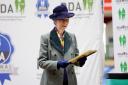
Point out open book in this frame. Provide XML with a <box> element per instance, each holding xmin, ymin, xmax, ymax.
<box><xmin>68</xmin><ymin>50</ymin><xmax>97</xmax><ymax>64</ymax></box>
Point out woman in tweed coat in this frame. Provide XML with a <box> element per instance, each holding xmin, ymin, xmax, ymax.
<box><xmin>38</xmin><ymin>4</ymin><xmax>87</xmax><ymax>85</ymax></box>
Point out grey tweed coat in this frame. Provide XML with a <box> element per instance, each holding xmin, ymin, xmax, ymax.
<box><xmin>38</xmin><ymin>28</ymin><xmax>80</xmax><ymax>85</ymax></box>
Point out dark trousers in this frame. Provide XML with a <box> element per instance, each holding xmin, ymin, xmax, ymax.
<box><xmin>63</xmin><ymin>69</ymin><xmax>68</xmax><ymax>85</ymax></box>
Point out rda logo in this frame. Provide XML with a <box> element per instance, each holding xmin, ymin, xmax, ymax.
<box><xmin>120</xmin><ymin>61</ymin><xmax>128</xmax><ymax>72</ymax></box>
<box><xmin>0</xmin><ymin>0</ymin><xmax>25</xmax><ymax>15</ymax></box>
<box><xmin>119</xmin><ymin>35</ymin><xmax>126</xmax><ymax>46</ymax></box>
<box><xmin>15</xmin><ymin>0</ymin><xmax>25</xmax><ymax>15</ymax></box>
<box><xmin>83</xmin><ymin>0</ymin><xmax>93</xmax><ymax>11</ymax></box>
<box><xmin>118</xmin><ymin>8</ymin><xmax>126</xmax><ymax>20</ymax></box>
<box><xmin>64</xmin><ymin>0</ymin><xmax>94</xmax><ymax>12</ymax></box>
<box><xmin>36</xmin><ymin>0</ymin><xmax>49</xmax><ymax>18</ymax></box>
<box><xmin>0</xmin><ymin>4</ymin><xmax>13</xmax><ymax>14</ymax></box>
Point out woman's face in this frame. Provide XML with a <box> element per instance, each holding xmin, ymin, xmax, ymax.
<box><xmin>54</xmin><ymin>18</ymin><xmax>69</xmax><ymax>32</ymax></box>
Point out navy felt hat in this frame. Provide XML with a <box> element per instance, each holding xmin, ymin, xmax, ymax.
<box><xmin>49</xmin><ymin>4</ymin><xmax>75</xmax><ymax>20</ymax></box>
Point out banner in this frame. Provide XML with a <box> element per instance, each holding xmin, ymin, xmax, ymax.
<box><xmin>77</xmin><ymin>0</ymin><xmax>104</xmax><ymax>85</ymax></box>
<box><xmin>0</xmin><ymin>0</ymin><xmax>103</xmax><ymax>85</ymax></box>
<box><xmin>112</xmin><ymin>0</ymin><xmax>128</xmax><ymax>73</ymax></box>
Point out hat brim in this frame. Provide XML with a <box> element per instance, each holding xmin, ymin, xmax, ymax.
<box><xmin>49</xmin><ymin>12</ymin><xmax>74</xmax><ymax>20</ymax></box>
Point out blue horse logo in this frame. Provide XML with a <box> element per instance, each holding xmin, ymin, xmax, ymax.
<box><xmin>0</xmin><ymin>33</ymin><xmax>14</xmax><ymax>85</ymax></box>
<box><xmin>0</xmin><ymin>33</ymin><xmax>14</xmax><ymax>64</ymax></box>
<box><xmin>36</xmin><ymin>0</ymin><xmax>49</xmax><ymax>18</ymax></box>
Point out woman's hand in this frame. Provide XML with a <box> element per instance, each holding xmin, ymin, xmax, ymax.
<box><xmin>57</xmin><ymin>60</ymin><xmax>70</xmax><ymax>69</ymax></box>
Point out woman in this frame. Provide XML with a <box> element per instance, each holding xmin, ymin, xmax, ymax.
<box><xmin>38</xmin><ymin>4</ymin><xmax>87</xmax><ymax>85</ymax></box>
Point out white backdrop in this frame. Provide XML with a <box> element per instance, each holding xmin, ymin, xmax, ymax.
<box><xmin>0</xmin><ymin>0</ymin><xmax>104</xmax><ymax>85</ymax></box>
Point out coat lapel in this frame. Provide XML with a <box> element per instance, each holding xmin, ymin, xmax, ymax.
<box><xmin>50</xmin><ymin>28</ymin><xmax>72</xmax><ymax>55</ymax></box>
<box><xmin>64</xmin><ymin>31</ymin><xmax>71</xmax><ymax>53</ymax></box>
<box><xmin>50</xmin><ymin>28</ymin><xmax>64</xmax><ymax>54</ymax></box>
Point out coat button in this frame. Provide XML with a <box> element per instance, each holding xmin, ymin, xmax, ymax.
<box><xmin>54</xmin><ymin>54</ymin><xmax>57</xmax><ymax>56</ymax></box>
<box><xmin>72</xmin><ymin>71</ymin><xmax>74</xmax><ymax>74</ymax></box>
<box><xmin>71</xmin><ymin>53</ymin><xmax>74</xmax><ymax>56</ymax></box>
